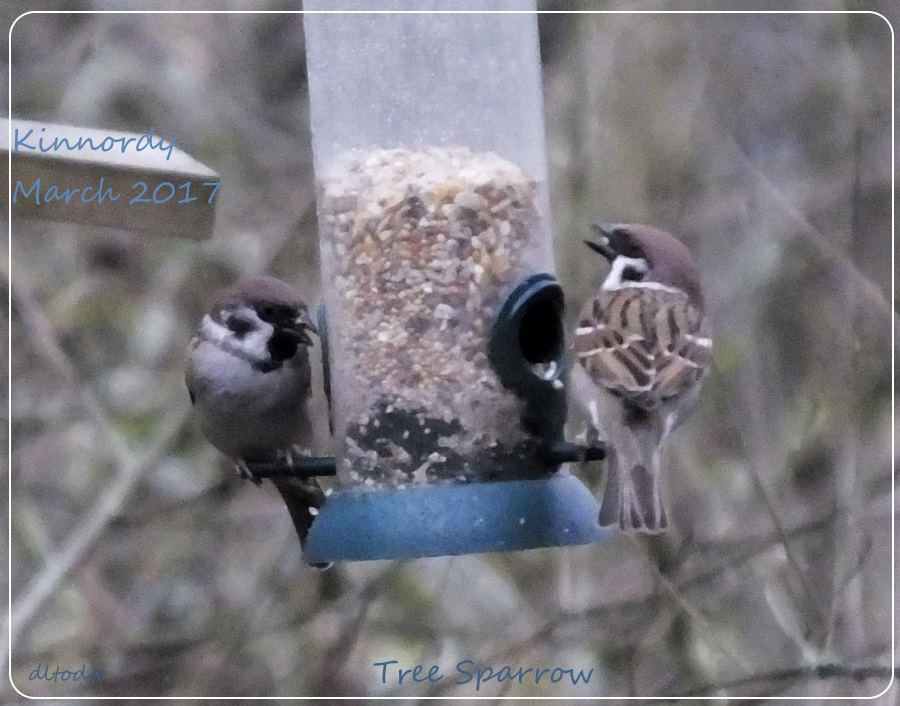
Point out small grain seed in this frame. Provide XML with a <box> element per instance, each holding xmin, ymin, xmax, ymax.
<box><xmin>454</xmin><ymin>190</ymin><xmax>486</xmax><ymax>211</ymax></box>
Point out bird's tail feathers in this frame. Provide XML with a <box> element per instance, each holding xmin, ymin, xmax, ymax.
<box><xmin>272</xmin><ymin>476</ymin><xmax>331</xmax><ymax>569</ymax></box>
<box><xmin>598</xmin><ymin>416</ymin><xmax>669</xmax><ymax>533</ymax></box>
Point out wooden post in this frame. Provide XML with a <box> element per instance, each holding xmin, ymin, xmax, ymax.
<box><xmin>3</xmin><ymin>118</ymin><xmax>218</xmax><ymax>238</ymax></box>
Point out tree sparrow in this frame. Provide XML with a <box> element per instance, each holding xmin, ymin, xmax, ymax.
<box><xmin>186</xmin><ymin>277</ymin><xmax>325</xmax><ymax>552</ymax></box>
<box><xmin>573</xmin><ymin>224</ymin><xmax>712</xmax><ymax>532</ymax></box>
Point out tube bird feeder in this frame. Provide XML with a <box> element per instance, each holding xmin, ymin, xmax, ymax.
<box><xmin>302</xmin><ymin>1</ymin><xmax>610</xmax><ymax>563</ymax></box>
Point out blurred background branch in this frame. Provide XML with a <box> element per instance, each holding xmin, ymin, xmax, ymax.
<box><xmin>6</xmin><ymin>278</ymin><xmax>192</xmax><ymax>664</ymax></box>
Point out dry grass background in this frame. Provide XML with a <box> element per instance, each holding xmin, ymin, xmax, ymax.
<box><xmin>3</xmin><ymin>1</ymin><xmax>896</xmax><ymax>700</ymax></box>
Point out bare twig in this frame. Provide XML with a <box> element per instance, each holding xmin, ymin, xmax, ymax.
<box><xmin>725</xmin><ymin>356</ymin><xmax>831</xmax><ymax>631</ymax></box>
<box><xmin>630</xmin><ymin>536</ymin><xmax>746</xmax><ymax>670</ymax></box>
<box><xmin>321</xmin><ymin>564</ymin><xmax>405</xmax><ymax>671</ymax></box>
<box><xmin>669</xmin><ymin>662</ymin><xmax>895</xmax><ymax>699</ymax></box>
<box><xmin>823</xmin><ymin>125</ymin><xmax>868</xmax><ymax>656</ymax></box>
<box><xmin>416</xmin><ymin>501</ymin><xmax>892</xmax><ymax>699</ymax></box>
<box><xmin>6</xmin><ymin>280</ymin><xmax>192</xmax><ymax>664</ymax></box>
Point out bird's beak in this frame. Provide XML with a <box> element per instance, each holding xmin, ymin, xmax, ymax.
<box><xmin>294</xmin><ymin>309</ymin><xmax>319</xmax><ymax>346</ymax></box>
<box><xmin>585</xmin><ymin>223</ymin><xmax>619</xmax><ymax>261</ymax></box>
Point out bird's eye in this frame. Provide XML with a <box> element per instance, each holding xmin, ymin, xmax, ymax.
<box><xmin>622</xmin><ymin>266</ymin><xmax>643</xmax><ymax>282</ymax></box>
<box><xmin>258</xmin><ymin>303</ymin><xmax>289</xmax><ymax>322</ymax></box>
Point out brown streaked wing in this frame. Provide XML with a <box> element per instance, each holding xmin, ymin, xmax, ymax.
<box><xmin>650</xmin><ymin>293</ymin><xmax>710</xmax><ymax>401</ymax></box>
<box><xmin>574</xmin><ymin>286</ymin><xmax>711</xmax><ymax>406</ymax></box>
<box><xmin>574</xmin><ymin>288</ymin><xmax>655</xmax><ymax>396</ymax></box>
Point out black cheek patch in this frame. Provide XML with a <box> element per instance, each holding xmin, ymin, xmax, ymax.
<box><xmin>622</xmin><ymin>266</ymin><xmax>644</xmax><ymax>281</ymax></box>
<box><xmin>268</xmin><ymin>329</ymin><xmax>300</xmax><ymax>363</ymax></box>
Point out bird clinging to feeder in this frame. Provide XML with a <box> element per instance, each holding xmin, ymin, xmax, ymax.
<box><xmin>185</xmin><ymin>276</ymin><xmax>326</xmax><ymax>553</ymax></box>
<box><xmin>573</xmin><ymin>223</ymin><xmax>713</xmax><ymax>532</ymax></box>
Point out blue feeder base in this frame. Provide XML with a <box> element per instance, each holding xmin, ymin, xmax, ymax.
<box><xmin>302</xmin><ymin>473</ymin><xmax>613</xmax><ymax>564</ymax></box>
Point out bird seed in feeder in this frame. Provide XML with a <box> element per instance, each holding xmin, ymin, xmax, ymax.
<box><xmin>318</xmin><ymin>147</ymin><xmax>553</xmax><ymax>488</ymax></box>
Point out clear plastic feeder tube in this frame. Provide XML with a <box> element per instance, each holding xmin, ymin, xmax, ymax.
<box><xmin>305</xmin><ymin>1</ymin><xmax>556</xmax><ymax>488</ymax></box>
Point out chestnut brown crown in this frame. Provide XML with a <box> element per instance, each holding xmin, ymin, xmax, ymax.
<box><xmin>586</xmin><ymin>223</ymin><xmax>704</xmax><ymax>312</ymax></box>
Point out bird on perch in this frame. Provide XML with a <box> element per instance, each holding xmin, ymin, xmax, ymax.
<box><xmin>572</xmin><ymin>224</ymin><xmax>712</xmax><ymax>532</ymax></box>
<box><xmin>185</xmin><ymin>276</ymin><xmax>327</xmax><ymax>557</ymax></box>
